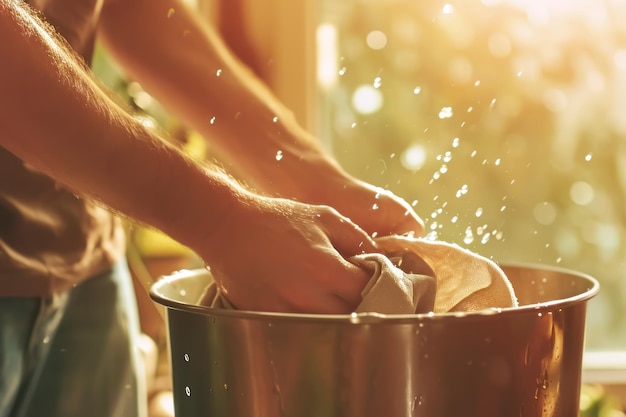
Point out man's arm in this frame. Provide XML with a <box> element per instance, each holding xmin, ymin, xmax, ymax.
<box><xmin>0</xmin><ymin>0</ymin><xmax>233</xmax><ymax>247</ymax></box>
<box><xmin>0</xmin><ymin>0</ymin><xmax>374</xmax><ymax>312</ymax></box>
<box><xmin>97</xmin><ymin>0</ymin><xmax>424</xmax><ymax>237</ymax></box>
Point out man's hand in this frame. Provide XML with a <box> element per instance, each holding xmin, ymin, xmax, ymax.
<box><xmin>322</xmin><ymin>176</ymin><xmax>424</xmax><ymax>239</ymax></box>
<box><xmin>198</xmin><ymin>193</ymin><xmax>377</xmax><ymax>314</ymax></box>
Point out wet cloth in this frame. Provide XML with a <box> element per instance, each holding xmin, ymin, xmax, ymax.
<box><xmin>0</xmin><ymin>260</ymin><xmax>147</xmax><ymax>417</ymax></box>
<box><xmin>352</xmin><ymin>235</ymin><xmax>518</xmax><ymax>314</ymax></box>
<box><xmin>199</xmin><ymin>236</ymin><xmax>518</xmax><ymax>314</ymax></box>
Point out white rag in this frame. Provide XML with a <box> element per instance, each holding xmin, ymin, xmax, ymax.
<box><xmin>198</xmin><ymin>235</ymin><xmax>518</xmax><ymax>314</ymax></box>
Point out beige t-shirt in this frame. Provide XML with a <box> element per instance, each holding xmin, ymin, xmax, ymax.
<box><xmin>0</xmin><ymin>0</ymin><xmax>125</xmax><ymax>297</ymax></box>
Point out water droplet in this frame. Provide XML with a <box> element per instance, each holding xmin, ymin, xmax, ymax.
<box><xmin>495</xmin><ymin>158</ymin><xmax>501</xmax><ymax>165</ymax></box>
<box><xmin>500</xmin><ymin>205</ymin><xmax>507</xmax><ymax>212</ymax></box>
<box><xmin>452</xmin><ymin>137</ymin><xmax>460</xmax><ymax>147</ymax></box>
<box><xmin>216</xmin><ymin>69</ymin><xmax>222</xmax><ymax>77</ymax></box>
<box><xmin>272</xmin><ymin>116</ymin><xmax>279</xmax><ymax>123</ymax></box>
<box><xmin>438</xmin><ymin>106</ymin><xmax>453</xmax><ymax>119</ymax></box>
<box><xmin>442</xmin><ymin>3</ymin><xmax>454</xmax><ymax>14</ymax></box>
<box><xmin>412</xmin><ymin>395</ymin><xmax>424</xmax><ymax>410</ymax></box>
<box><xmin>350</xmin><ymin>312</ymin><xmax>360</xmax><ymax>323</ymax></box>
<box><xmin>451</xmin><ymin>215</ymin><xmax>458</xmax><ymax>223</ymax></box>
<box><xmin>224</xmin><ymin>384</ymin><xmax>229</xmax><ymax>390</ymax></box>
<box><xmin>275</xmin><ymin>150</ymin><xmax>283</xmax><ymax>161</ymax></box>
<box><xmin>425</xmin><ymin>231</ymin><xmax>439</xmax><ymax>240</ymax></box>
<box><xmin>209</xmin><ymin>117</ymin><xmax>216</xmax><ymax>125</ymax></box>
<box><xmin>463</xmin><ymin>227</ymin><xmax>474</xmax><ymax>244</ymax></box>
<box><xmin>185</xmin><ymin>386</ymin><xmax>191</xmax><ymax>396</ymax></box>
<box><xmin>373</xmin><ymin>77</ymin><xmax>382</xmax><ymax>88</ymax></box>
<box><xmin>475</xmin><ymin>207</ymin><xmax>483</xmax><ymax>217</ymax></box>
<box><xmin>167</xmin><ymin>8</ymin><xmax>175</xmax><ymax>18</ymax></box>
<box><xmin>481</xmin><ymin>232</ymin><xmax>491</xmax><ymax>244</ymax></box>
<box><xmin>411</xmin><ymin>200</ymin><xmax>418</xmax><ymax>207</ymax></box>
<box><xmin>184</xmin><ymin>353</ymin><xmax>190</xmax><ymax>362</ymax></box>
<box><xmin>474</xmin><ymin>80</ymin><xmax>481</xmax><ymax>86</ymax></box>
<box><xmin>338</xmin><ymin>67</ymin><xmax>347</xmax><ymax>76</ymax></box>
<box><xmin>371</xmin><ymin>203</ymin><xmax>379</xmax><ymax>210</ymax></box>
<box><xmin>413</xmin><ymin>86</ymin><xmax>422</xmax><ymax>94</ymax></box>
<box><xmin>43</xmin><ymin>336</ymin><xmax>50</xmax><ymax>344</ymax></box>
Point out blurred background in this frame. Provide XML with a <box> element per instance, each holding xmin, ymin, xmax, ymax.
<box><xmin>93</xmin><ymin>0</ymin><xmax>626</xmax><ymax>414</ymax></box>
<box><xmin>314</xmin><ymin>0</ymin><xmax>626</xmax><ymax>353</ymax></box>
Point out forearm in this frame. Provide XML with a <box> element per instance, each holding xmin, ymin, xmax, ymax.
<box><xmin>0</xmin><ymin>0</ymin><xmax>238</xmax><ymax>251</ymax></box>
<box><xmin>97</xmin><ymin>0</ymin><xmax>425</xmax><ymax>237</ymax></box>
<box><xmin>98</xmin><ymin>0</ymin><xmax>348</xmax><ymax>201</ymax></box>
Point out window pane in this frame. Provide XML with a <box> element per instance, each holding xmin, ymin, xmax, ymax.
<box><xmin>318</xmin><ymin>0</ymin><xmax>626</xmax><ymax>351</ymax></box>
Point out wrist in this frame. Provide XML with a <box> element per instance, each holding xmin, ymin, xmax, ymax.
<box><xmin>156</xmin><ymin>164</ymin><xmax>242</xmax><ymax>257</ymax></box>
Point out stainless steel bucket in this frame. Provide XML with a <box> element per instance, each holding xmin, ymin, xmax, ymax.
<box><xmin>150</xmin><ymin>263</ymin><xmax>599</xmax><ymax>417</ymax></box>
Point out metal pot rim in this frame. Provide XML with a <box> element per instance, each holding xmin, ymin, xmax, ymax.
<box><xmin>150</xmin><ymin>261</ymin><xmax>599</xmax><ymax>324</ymax></box>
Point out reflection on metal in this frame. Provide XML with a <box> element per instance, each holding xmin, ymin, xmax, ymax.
<box><xmin>151</xmin><ymin>264</ymin><xmax>598</xmax><ymax>417</ymax></box>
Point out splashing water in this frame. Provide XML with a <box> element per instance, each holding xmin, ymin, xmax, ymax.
<box><xmin>463</xmin><ymin>227</ymin><xmax>474</xmax><ymax>244</ymax></box>
<box><xmin>442</xmin><ymin>3</ymin><xmax>454</xmax><ymax>14</ymax></box>
<box><xmin>456</xmin><ymin>184</ymin><xmax>469</xmax><ymax>198</ymax></box>
<box><xmin>438</xmin><ymin>106</ymin><xmax>454</xmax><ymax>119</ymax></box>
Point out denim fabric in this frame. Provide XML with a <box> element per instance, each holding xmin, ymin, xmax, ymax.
<box><xmin>0</xmin><ymin>260</ymin><xmax>146</xmax><ymax>417</ymax></box>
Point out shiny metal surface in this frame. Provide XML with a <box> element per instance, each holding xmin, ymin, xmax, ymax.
<box><xmin>150</xmin><ymin>263</ymin><xmax>599</xmax><ymax>417</ymax></box>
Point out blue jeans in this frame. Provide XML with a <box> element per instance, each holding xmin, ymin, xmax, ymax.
<box><xmin>0</xmin><ymin>260</ymin><xmax>147</xmax><ymax>417</ymax></box>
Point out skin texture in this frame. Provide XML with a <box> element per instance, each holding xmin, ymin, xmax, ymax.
<box><xmin>0</xmin><ymin>0</ymin><xmax>424</xmax><ymax>313</ymax></box>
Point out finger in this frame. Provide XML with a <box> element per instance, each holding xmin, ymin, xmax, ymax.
<box><xmin>321</xmin><ymin>212</ymin><xmax>377</xmax><ymax>256</ymax></box>
<box><xmin>331</xmin><ymin>260</ymin><xmax>372</xmax><ymax>310</ymax></box>
<box><xmin>395</xmin><ymin>208</ymin><xmax>425</xmax><ymax>237</ymax></box>
<box><xmin>378</xmin><ymin>196</ymin><xmax>425</xmax><ymax>237</ymax></box>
